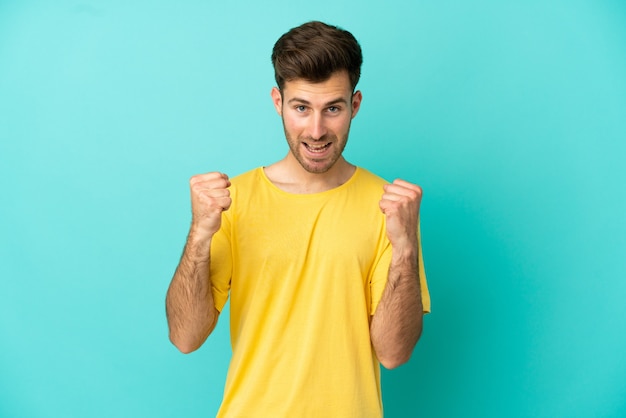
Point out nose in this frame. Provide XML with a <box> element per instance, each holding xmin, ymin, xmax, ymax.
<box><xmin>307</xmin><ymin>112</ymin><xmax>328</xmax><ymax>140</ymax></box>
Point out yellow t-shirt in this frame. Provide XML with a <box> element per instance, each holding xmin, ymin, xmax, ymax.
<box><xmin>209</xmin><ymin>167</ymin><xmax>430</xmax><ymax>418</ymax></box>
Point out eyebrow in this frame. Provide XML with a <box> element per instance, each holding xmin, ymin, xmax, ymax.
<box><xmin>287</xmin><ymin>97</ymin><xmax>349</xmax><ymax>107</ymax></box>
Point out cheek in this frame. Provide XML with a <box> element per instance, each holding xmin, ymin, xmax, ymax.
<box><xmin>332</xmin><ymin>117</ymin><xmax>352</xmax><ymax>133</ymax></box>
<box><xmin>283</xmin><ymin>115</ymin><xmax>304</xmax><ymax>132</ymax></box>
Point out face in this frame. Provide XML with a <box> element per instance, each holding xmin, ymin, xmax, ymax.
<box><xmin>271</xmin><ymin>71</ymin><xmax>362</xmax><ymax>174</ymax></box>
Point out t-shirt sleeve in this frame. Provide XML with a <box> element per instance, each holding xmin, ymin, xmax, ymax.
<box><xmin>418</xmin><ymin>227</ymin><xmax>431</xmax><ymax>313</ymax></box>
<box><xmin>369</xmin><ymin>239</ymin><xmax>391</xmax><ymax>315</ymax></box>
<box><xmin>370</xmin><ymin>224</ymin><xmax>431</xmax><ymax>315</ymax></box>
<box><xmin>209</xmin><ymin>211</ymin><xmax>233</xmax><ymax>313</ymax></box>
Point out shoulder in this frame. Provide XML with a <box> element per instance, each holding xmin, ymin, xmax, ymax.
<box><xmin>355</xmin><ymin>167</ymin><xmax>388</xmax><ymax>184</ymax></box>
<box><xmin>335</xmin><ymin>167</ymin><xmax>389</xmax><ymax>203</ymax></box>
<box><xmin>229</xmin><ymin>167</ymin><xmax>264</xmax><ymax>188</ymax></box>
<box><xmin>227</xmin><ymin>167</ymin><xmax>275</xmax><ymax>208</ymax></box>
<box><xmin>351</xmin><ymin>167</ymin><xmax>389</xmax><ymax>190</ymax></box>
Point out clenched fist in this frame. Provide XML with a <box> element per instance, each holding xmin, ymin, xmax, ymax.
<box><xmin>189</xmin><ymin>172</ymin><xmax>232</xmax><ymax>237</ymax></box>
<box><xmin>379</xmin><ymin>179</ymin><xmax>422</xmax><ymax>251</ymax></box>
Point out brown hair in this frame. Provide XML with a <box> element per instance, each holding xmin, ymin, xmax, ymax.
<box><xmin>271</xmin><ymin>21</ymin><xmax>363</xmax><ymax>91</ymax></box>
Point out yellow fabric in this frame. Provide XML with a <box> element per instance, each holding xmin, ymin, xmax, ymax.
<box><xmin>209</xmin><ymin>167</ymin><xmax>430</xmax><ymax>418</ymax></box>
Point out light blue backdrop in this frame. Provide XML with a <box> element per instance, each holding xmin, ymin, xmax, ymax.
<box><xmin>1</xmin><ymin>1</ymin><xmax>625</xmax><ymax>417</ymax></box>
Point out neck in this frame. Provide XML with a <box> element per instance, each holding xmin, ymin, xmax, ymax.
<box><xmin>264</xmin><ymin>154</ymin><xmax>356</xmax><ymax>194</ymax></box>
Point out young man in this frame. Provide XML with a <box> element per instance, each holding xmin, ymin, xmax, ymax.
<box><xmin>166</xmin><ymin>21</ymin><xmax>431</xmax><ymax>417</ymax></box>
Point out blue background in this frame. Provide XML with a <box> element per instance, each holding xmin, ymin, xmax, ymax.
<box><xmin>1</xmin><ymin>1</ymin><xmax>625</xmax><ymax>417</ymax></box>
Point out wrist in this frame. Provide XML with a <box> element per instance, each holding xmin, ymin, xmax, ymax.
<box><xmin>390</xmin><ymin>237</ymin><xmax>418</xmax><ymax>262</ymax></box>
<box><xmin>189</xmin><ymin>218</ymin><xmax>218</xmax><ymax>240</ymax></box>
<box><xmin>391</xmin><ymin>247</ymin><xmax>418</xmax><ymax>266</ymax></box>
<box><xmin>186</xmin><ymin>225</ymin><xmax>214</xmax><ymax>259</ymax></box>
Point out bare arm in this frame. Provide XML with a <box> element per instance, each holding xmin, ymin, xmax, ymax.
<box><xmin>370</xmin><ymin>179</ymin><xmax>424</xmax><ymax>369</ymax></box>
<box><xmin>165</xmin><ymin>172</ymin><xmax>231</xmax><ymax>354</ymax></box>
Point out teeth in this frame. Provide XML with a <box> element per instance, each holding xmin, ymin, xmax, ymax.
<box><xmin>305</xmin><ymin>143</ymin><xmax>331</xmax><ymax>152</ymax></box>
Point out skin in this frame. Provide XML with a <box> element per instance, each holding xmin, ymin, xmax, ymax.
<box><xmin>165</xmin><ymin>172</ymin><xmax>230</xmax><ymax>353</ymax></box>
<box><xmin>166</xmin><ymin>71</ymin><xmax>424</xmax><ymax>368</ymax></box>
<box><xmin>371</xmin><ymin>179</ymin><xmax>424</xmax><ymax>368</ymax></box>
<box><xmin>265</xmin><ymin>71</ymin><xmax>362</xmax><ymax>193</ymax></box>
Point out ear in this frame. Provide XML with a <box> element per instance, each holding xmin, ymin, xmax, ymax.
<box><xmin>271</xmin><ymin>87</ymin><xmax>283</xmax><ymax>116</ymax></box>
<box><xmin>351</xmin><ymin>90</ymin><xmax>363</xmax><ymax>119</ymax></box>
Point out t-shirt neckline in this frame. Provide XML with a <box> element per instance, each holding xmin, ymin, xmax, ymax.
<box><xmin>258</xmin><ymin>166</ymin><xmax>361</xmax><ymax>197</ymax></box>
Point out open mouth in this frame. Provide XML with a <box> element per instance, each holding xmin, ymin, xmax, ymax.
<box><xmin>303</xmin><ymin>142</ymin><xmax>332</xmax><ymax>154</ymax></box>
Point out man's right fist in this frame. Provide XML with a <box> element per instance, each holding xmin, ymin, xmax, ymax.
<box><xmin>189</xmin><ymin>172</ymin><xmax>232</xmax><ymax>237</ymax></box>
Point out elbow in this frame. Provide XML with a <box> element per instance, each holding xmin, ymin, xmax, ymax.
<box><xmin>167</xmin><ymin>310</ymin><xmax>219</xmax><ymax>354</ymax></box>
<box><xmin>169</xmin><ymin>333</ymin><xmax>203</xmax><ymax>354</ymax></box>
<box><xmin>376</xmin><ymin>329</ymin><xmax>423</xmax><ymax>370</ymax></box>
<box><xmin>170</xmin><ymin>338</ymin><xmax>194</xmax><ymax>354</ymax></box>
<box><xmin>175</xmin><ymin>343</ymin><xmax>200</xmax><ymax>355</ymax></box>
<box><xmin>378</xmin><ymin>352</ymin><xmax>412</xmax><ymax>370</ymax></box>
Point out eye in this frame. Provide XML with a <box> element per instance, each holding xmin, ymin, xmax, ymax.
<box><xmin>327</xmin><ymin>106</ymin><xmax>340</xmax><ymax>113</ymax></box>
<box><xmin>295</xmin><ymin>105</ymin><xmax>307</xmax><ymax>112</ymax></box>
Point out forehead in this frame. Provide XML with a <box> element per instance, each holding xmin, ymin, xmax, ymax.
<box><xmin>281</xmin><ymin>71</ymin><xmax>353</xmax><ymax>102</ymax></box>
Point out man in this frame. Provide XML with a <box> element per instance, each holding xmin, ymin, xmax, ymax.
<box><xmin>166</xmin><ymin>21</ymin><xmax>431</xmax><ymax>417</ymax></box>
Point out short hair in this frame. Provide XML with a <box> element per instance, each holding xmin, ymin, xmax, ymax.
<box><xmin>271</xmin><ymin>21</ymin><xmax>363</xmax><ymax>91</ymax></box>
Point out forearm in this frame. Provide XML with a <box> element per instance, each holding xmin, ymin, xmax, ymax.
<box><xmin>370</xmin><ymin>246</ymin><xmax>423</xmax><ymax>369</ymax></box>
<box><xmin>166</xmin><ymin>228</ymin><xmax>219</xmax><ymax>354</ymax></box>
